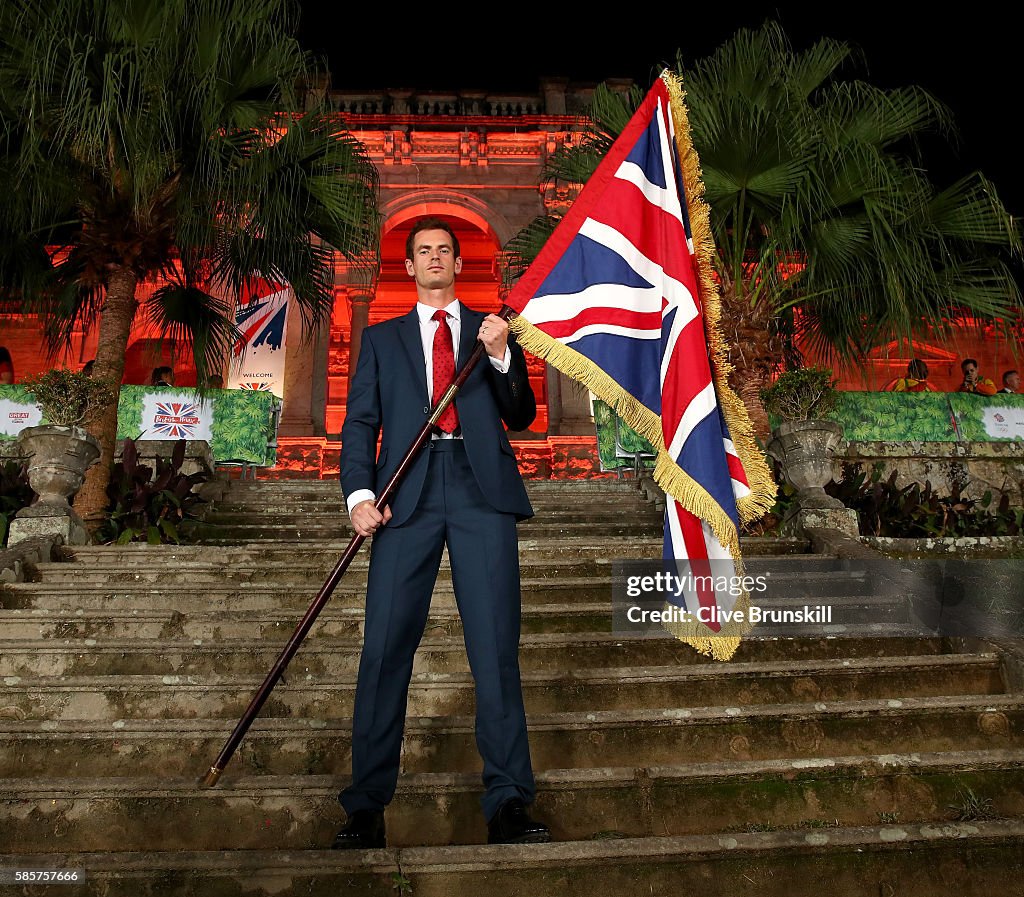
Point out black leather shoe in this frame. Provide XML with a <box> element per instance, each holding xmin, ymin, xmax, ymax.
<box><xmin>487</xmin><ymin>799</ymin><xmax>551</xmax><ymax>844</ymax></box>
<box><xmin>331</xmin><ymin>809</ymin><xmax>386</xmax><ymax>849</ymax></box>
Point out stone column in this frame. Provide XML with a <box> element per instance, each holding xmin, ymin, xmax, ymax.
<box><xmin>278</xmin><ymin>299</ymin><xmax>329</xmax><ymax>437</ymax></box>
<box><xmin>345</xmin><ymin>267</ymin><xmax>377</xmax><ymax>391</ymax></box>
<box><xmin>540</xmin><ymin>77</ymin><xmax>569</xmax><ymax>115</ymax></box>
<box><xmin>547</xmin><ymin>368</ymin><xmax>594</xmax><ymax>436</ymax></box>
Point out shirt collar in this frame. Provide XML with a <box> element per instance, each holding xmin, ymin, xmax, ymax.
<box><xmin>416</xmin><ymin>299</ymin><xmax>460</xmax><ymax>324</ymax></box>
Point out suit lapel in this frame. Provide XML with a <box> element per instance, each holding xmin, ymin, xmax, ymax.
<box><xmin>397</xmin><ymin>307</ymin><xmax>429</xmax><ymax>406</ymax></box>
<box><xmin>458</xmin><ymin>302</ymin><xmax>482</xmax><ymax>371</ymax></box>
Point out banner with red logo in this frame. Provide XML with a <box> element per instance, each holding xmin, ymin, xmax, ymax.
<box><xmin>139</xmin><ymin>392</ymin><xmax>213</xmax><ymax>442</ymax></box>
<box><xmin>0</xmin><ymin>388</ymin><xmax>42</xmax><ymax>436</ymax></box>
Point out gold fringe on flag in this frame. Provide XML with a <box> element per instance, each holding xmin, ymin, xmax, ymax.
<box><xmin>508</xmin><ymin>70</ymin><xmax>776</xmax><ymax>662</ymax></box>
<box><xmin>661</xmin><ymin>71</ymin><xmax>776</xmax><ymax>524</ymax></box>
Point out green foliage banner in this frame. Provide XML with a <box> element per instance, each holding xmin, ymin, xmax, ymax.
<box><xmin>0</xmin><ymin>385</ymin><xmax>277</xmax><ymax>463</ymax></box>
<box><xmin>829</xmin><ymin>392</ymin><xmax>1024</xmax><ymax>442</ymax></box>
<box><xmin>598</xmin><ymin>391</ymin><xmax>1024</xmax><ymax>449</ymax></box>
<box><xmin>593</xmin><ymin>399</ymin><xmax>656</xmax><ymax>470</ymax></box>
<box><xmin>829</xmin><ymin>392</ymin><xmax>959</xmax><ymax>441</ymax></box>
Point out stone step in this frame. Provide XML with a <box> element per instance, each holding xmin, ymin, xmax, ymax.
<box><xmin>5</xmin><ymin>822</ymin><xmax>1022</xmax><ymax>897</ymax></box>
<box><xmin>220</xmin><ymin>480</ymin><xmax>650</xmax><ymax>496</ymax></box>
<box><xmin>1</xmin><ymin>654</ymin><xmax>1003</xmax><ymax>721</ymax></box>
<box><xmin>186</xmin><ymin>520</ymin><xmax>666</xmax><ymax>542</ymax></box>
<box><xmin>0</xmin><ymin>575</ymin><xmax>616</xmax><ymax>611</ymax></box>
<box><xmin>0</xmin><ymin>583</ymin><xmax>908</xmax><ymax>639</ymax></box>
<box><xmin>1</xmin><ymin>578</ymin><xmax>893</xmax><ymax>614</ymax></box>
<box><xmin>211</xmin><ymin>495</ymin><xmax>660</xmax><ymax>514</ymax></box>
<box><xmin>2</xmin><ymin>694</ymin><xmax>1020</xmax><ymax>778</ymax></box>
<box><xmin>44</xmin><ymin>545</ymin><xmax>825</xmax><ymax>582</ymax></box>
<box><xmin>3</xmin><ymin>750</ymin><xmax>1022</xmax><ymax>851</ymax></box>
<box><xmin>199</xmin><ymin>509</ymin><xmax>664</xmax><ymax>528</ymax></box>
<box><xmin>0</xmin><ymin>603</ymin><xmax>616</xmax><ymax>639</ymax></box>
<box><xmin>15</xmin><ymin>570</ymin><xmax>887</xmax><ymax>612</ymax></box>
<box><xmin>0</xmin><ymin>625</ymin><xmax>940</xmax><ymax>678</ymax></box>
<box><xmin>55</xmin><ymin>536</ymin><xmax>812</xmax><ymax>564</ymax></box>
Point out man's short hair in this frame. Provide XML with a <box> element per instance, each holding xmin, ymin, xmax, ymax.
<box><xmin>1004</xmin><ymin>369</ymin><xmax>1019</xmax><ymax>386</ymax></box>
<box><xmin>961</xmin><ymin>358</ymin><xmax>978</xmax><ymax>372</ymax></box>
<box><xmin>405</xmin><ymin>218</ymin><xmax>461</xmax><ymax>261</ymax></box>
<box><xmin>908</xmin><ymin>359</ymin><xmax>928</xmax><ymax>380</ymax></box>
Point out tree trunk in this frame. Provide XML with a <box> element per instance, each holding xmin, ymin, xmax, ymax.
<box><xmin>73</xmin><ymin>268</ymin><xmax>139</xmax><ymax>531</ymax></box>
<box><xmin>733</xmin><ymin>365</ymin><xmax>772</xmax><ymax>443</ymax></box>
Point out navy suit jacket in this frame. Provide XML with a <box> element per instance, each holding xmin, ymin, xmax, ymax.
<box><xmin>340</xmin><ymin>304</ymin><xmax>536</xmax><ymax>527</ymax></box>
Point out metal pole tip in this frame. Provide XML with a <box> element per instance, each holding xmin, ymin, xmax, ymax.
<box><xmin>202</xmin><ymin>766</ymin><xmax>223</xmax><ymax>787</ymax></box>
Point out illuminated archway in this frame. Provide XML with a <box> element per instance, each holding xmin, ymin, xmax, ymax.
<box><xmin>325</xmin><ymin>193</ymin><xmax>539</xmax><ymax>435</ymax></box>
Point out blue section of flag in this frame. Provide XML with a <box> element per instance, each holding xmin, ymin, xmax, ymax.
<box><xmin>571</xmin><ymin>333</ymin><xmax>663</xmax><ymax>414</ymax></box>
<box><xmin>536</xmin><ymin>234</ymin><xmax>653</xmax><ymax>298</ymax></box>
<box><xmin>625</xmin><ymin>113</ymin><xmax>668</xmax><ymax>189</ymax></box>
<box><xmin>676</xmin><ymin>410</ymin><xmax>739</xmax><ymax>528</ymax></box>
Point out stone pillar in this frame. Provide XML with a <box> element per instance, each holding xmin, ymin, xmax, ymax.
<box><xmin>345</xmin><ymin>267</ymin><xmax>377</xmax><ymax>391</ymax></box>
<box><xmin>547</xmin><ymin>369</ymin><xmax>594</xmax><ymax>436</ymax></box>
<box><xmin>278</xmin><ymin>300</ymin><xmax>329</xmax><ymax>437</ymax></box>
<box><xmin>540</xmin><ymin>78</ymin><xmax>569</xmax><ymax>115</ymax></box>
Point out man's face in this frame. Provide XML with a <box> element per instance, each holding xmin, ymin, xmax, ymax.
<box><xmin>962</xmin><ymin>363</ymin><xmax>978</xmax><ymax>382</ymax></box>
<box><xmin>405</xmin><ymin>229</ymin><xmax>462</xmax><ymax>290</ymax></box>
<box><xmin>1007</xmin><ymin>373</ymin><xmax>1020</xmax><ymax>392</ymax></box>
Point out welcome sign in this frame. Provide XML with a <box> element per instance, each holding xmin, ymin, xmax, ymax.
<box><xmin>226</xmin><ymin>279</ymin><xmax>291</xmax><ymax>399</ymax></box>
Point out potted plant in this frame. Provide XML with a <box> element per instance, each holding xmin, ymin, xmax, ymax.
<box><xmin>761</xmin><ymin>368</ymin><xmax>846</xmax><ymax>510</ymax></box>
<box><xmin>15</xmin><ymin>369</ymin><xmax>113</xmax><ymax>512</ymax></box>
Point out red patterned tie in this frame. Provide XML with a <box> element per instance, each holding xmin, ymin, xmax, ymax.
<box><xmin>431</xmin><ymin>309</ymin><xmax>460</xmax><ymax>434</ymax></box>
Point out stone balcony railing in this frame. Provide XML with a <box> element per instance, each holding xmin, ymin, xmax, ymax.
<box><xmin>321</xmin><ymin>79</ymin><xmax>634</xmax><ymax>121</ymax></box>
<box><xmin>327</xmin><ymin>91</ymin><xmax>546</xmax><ymax>117</ymax></box>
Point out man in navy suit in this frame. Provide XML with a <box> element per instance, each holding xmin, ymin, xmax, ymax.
<box><xmin>333</xmin><ymin>218</ymin><xmax>551</xmax><ymax>848</ymax></box>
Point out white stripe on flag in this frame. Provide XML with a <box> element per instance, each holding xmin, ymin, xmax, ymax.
<box><xmin>578</xmin><ymin>218</ymin><xmax>698</xmax><ymax>319</ymax></box>
<box><xmin>561</xmin><ymin>322</ymin><xmax>662</xmax><ymax>344</ymax></box>
<box><xmin>659</xmin><ymin>292</ymin><xmax>699</xmax><ymax>388</ymax></box>
<box><xmin>614</xmin><ymin>160</ymin><xmax>684</xmax><ymax>223</ymax></box>
<box><xmin>524</xmin><ymin>283</ymin><xmax>660</xmax><ymax>324</ymax></box>
<box><xmin>667</xmin><ymin>381</ymin><xmax>717</xmax><ymax>459</ymax></box>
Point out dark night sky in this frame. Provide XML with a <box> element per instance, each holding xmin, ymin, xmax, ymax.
<box><xmin>298</xmin><ymin>5</ymin><xmax>1020</xmax><ymax>215</ymax></box>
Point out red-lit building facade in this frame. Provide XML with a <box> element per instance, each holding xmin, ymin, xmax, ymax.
<box><xmin>2</xmin><ymin>79</ymin><xmax>1020</xmax><ymax>477</ymax></box>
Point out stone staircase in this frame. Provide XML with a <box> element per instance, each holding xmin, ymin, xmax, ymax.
<box><xmin>1</xmin><ymin>478</ymin><xmax>1023</xmax><ymax>895</ymax></box>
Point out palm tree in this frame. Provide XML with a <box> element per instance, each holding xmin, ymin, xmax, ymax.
<box><xmin>0</xmin><ymin>0</ymin><xmax>380</xmax><ymax>526</ymax></box>
<box><xmin>504</xmin><ymin>23</ymin><xmax>1022</xmax><ymax>435</ymax></box>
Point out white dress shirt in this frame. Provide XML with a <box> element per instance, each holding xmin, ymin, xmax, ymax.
<box><xmin>346</xmin><ymin>300</ymin><xmax>511</xmax><ymax>515</ymax></box>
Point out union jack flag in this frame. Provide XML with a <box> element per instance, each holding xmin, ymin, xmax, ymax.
<box><xmin>152</xmin><ymin>401</ymin><xmax>201</xmax><ymax>439</ymax></box>
<box><xmin>506</xmin><ymin>72</ymin><xmax>774</xmax><ymax>658</ymax></box>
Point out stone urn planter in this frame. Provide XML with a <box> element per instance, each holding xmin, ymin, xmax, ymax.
<box><xmin>8</xmin><ymin>425</ymin><xmax>101</xmax><ymax>546</ymax></box>
<box><xmin>766</xmin><ymin>418</ymin><xmax>846</xmax><ymax>510</ymax></box>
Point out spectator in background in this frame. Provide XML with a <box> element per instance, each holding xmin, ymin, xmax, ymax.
<box><xmin>150</xmin><ymin>366</ymin><xmax>174</xmax><ymax>387</ymax></box>
<box><xmin>81</xmin><ymin>359</ymin><xmax>95</xmax><ymax>377</ymax></box>
<box><xmin>958</xmin><ymin>358</ymin><xmax>997</xmax><ymax>395</ymax></box>
<box><xmin>999</xmin><ymin>370</ymin><xmax>1020</xmax><ymax>394</ymax></box>
<box><xmin>0</xmin><ymin>347</ymin><xmax>13</xmax><ymax>384</ymax></box>
<box><xmin>885</xmin><ymin>359</ymin><xmax>936</xmax><ymax>392</ymax></box>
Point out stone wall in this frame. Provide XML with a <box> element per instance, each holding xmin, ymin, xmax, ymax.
<box><xmin>841</xmin><ymin>441</ymin><xmax>1024</xmax><ymax>504</ymax></box>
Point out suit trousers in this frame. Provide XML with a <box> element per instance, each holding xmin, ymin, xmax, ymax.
<box><xmin>339</xmin><ymin>439</ymin><xmax>536</xmax><ymax>821</ymax></box>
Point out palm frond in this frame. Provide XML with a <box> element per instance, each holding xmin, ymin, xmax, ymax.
<box><xmin>143</xmin><ymin>282</ymin><xmax>242</xmax><ymax>388</ymax></box>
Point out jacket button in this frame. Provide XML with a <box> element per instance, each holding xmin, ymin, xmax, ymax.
<box><xmin>423</xmin><ymin>406</ymin><xmax>429</xmax><ymax>414</ymax></box>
